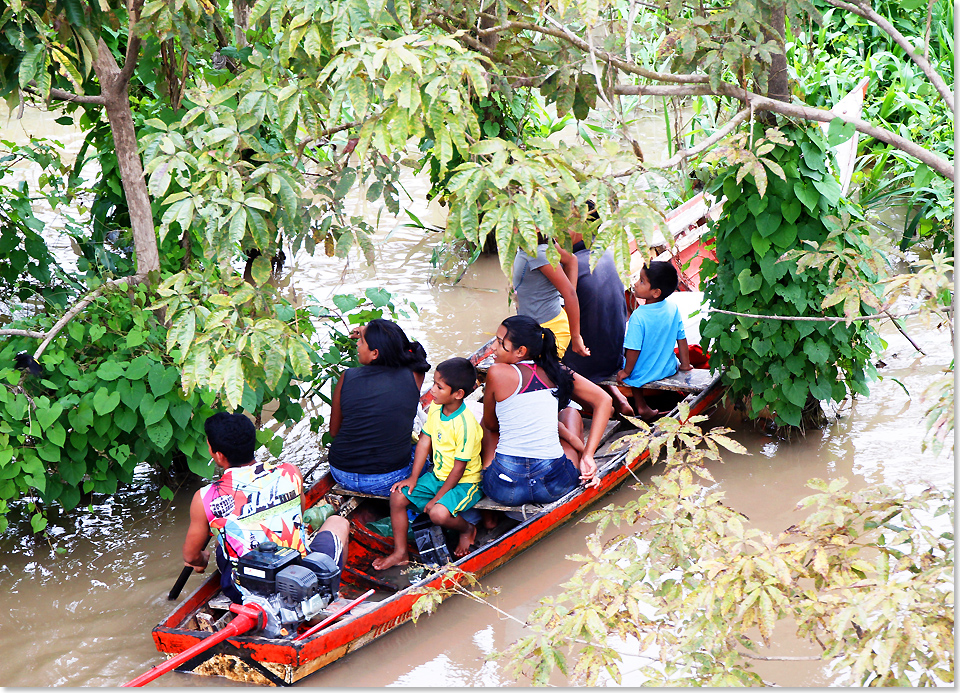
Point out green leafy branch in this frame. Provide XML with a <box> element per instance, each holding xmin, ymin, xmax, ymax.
<box><xmin>491</xmin><ymin>411</ymin><xmax>953</xmax><ymax>686</ymax></box>
<box><xmin>780</xmin><ymin>215</ymin><xmax>889</xmax><ymax>324</ymax></box>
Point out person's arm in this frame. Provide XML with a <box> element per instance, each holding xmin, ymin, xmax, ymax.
<box><xmin>559</xmin><ymin>421</ymin><xmax>585</xmax><ymax>454</ymax></box>
<box><xmin>425</xmin><ymin>459</ymin><xmax>467</xmax><ymax>513</ymax></box>
<box><xmin>182</xmin><ymin>490</ymin><xmax>212</xmax><ymax>572</ymax></box>
<box><xmin>617</xmin><ymin>348</ymin><xmax>640</xmax><ymax>385</ymax></box>
<box><xmin>558</xmin><ymin>245</ymin><xmax>579</xmax><ymax>291</ymax></box>
<box><xmin>393</xmin><ymin>433</ymin><xmax>432</xmax><ymax>494</ymax></box>
<box><xmin>677</xmin><ymin>338</ymin><xmax>693</xmax><ymax>371</ymax></box>
<box><xmin>413</xmin><ymin>371</ymin><xmax>425</xmax><ymax>390</ymax></box>
<box><xmin>537</xmin><ymin>261</ymin><xmax>590</xmax><ymax>357</ymax></box>
<box><xmin>570</xmin><ymin>373</ymin><xmax>613</xmax><ymax>488</ymax></box>
<box><xmin>329</xmin><ymin>374</ymin><xmax>345</xmax><ymax>437</ymax></box>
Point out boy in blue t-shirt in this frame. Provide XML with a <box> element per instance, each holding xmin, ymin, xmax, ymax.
<box><xmin>616</xmin><ymin>261</ymin><xmax>692</xmax><ymax>420</ymax></box>
<box><xmin>372</xmin><ymin>357</ymin><xmax>483</xmax><ymax>571</ymax></box>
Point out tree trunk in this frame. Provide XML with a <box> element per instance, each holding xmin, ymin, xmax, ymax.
<box><xmin>92</xmin><ymin>38</ymin><xmax>160</xmax><ymax>279</ymax></box>
<box><xmin>760</xmin><ymin>1</ymin><xmax>788</xmax><ymax>126</ymax></box>
<box><xmin>766</xmin><ymin>3</ymin><xmax>789</xmax><ymax>102</ymax></box>
<box><xmin>233</xmin><ymin>0</ymin><xmax>251</xmax><ymax>47</ymax></box>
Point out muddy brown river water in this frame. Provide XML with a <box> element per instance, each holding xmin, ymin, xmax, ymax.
<box><xmin>0</xmin><ymin>104</ymin><xmax>952</xmax><ymax>687</ymax></box>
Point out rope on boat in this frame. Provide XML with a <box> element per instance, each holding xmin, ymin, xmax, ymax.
<box><xmin>707</xmin><ymin>308</ymin><xmax>923</xmax><ymax>322</ymax></box>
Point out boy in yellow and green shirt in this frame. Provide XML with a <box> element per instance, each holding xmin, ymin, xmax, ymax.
<box><xmin>372</xmin><ymin>357</ymin><xmax>482</xmax><ymax>570</ymax></box>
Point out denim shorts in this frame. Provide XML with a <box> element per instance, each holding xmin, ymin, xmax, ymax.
<box><xmin>330</xmin><ymin>445</ymin><xmax>419</xmax><ymax>496</ymax></box>
<box><xmin>482</xmin><ymin>452</ymin><xmax>580</xmax><ymax>506</ymax></box>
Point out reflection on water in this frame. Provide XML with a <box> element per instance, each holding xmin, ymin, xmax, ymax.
<box><xmin>0</xmin><ymin>105</ymin><xmax>953</xmax><ymax>687</ymax></box>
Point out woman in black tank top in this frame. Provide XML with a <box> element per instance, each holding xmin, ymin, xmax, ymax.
<box><xmin>328</xmin><ymin>320</ymin><xmax>430</xmax><ymax>495</ymax></box>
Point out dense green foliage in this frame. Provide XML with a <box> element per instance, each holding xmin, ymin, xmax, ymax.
<box><xmin>0</xmin><ymin>283</ymin><xmax>219</xmax><ymax>534</ymax></box>
<box><xmin>0</xmin><ymin>0</ymin><xmax>952</xmax><ymax>533</ymax></box>
<box><xmin>787</xmin><ymin>0</ymin><xmax>954</xmax><ymax>252</ymax></box>
<box><xmin>0</xmin><ymin>139</ymin><xmax>83</xmax><ymax>309</ymax></box>
<box><xmin>437</xmin><ymin>409</ymin><xmax>953</xmax><ymax>686</ymax></box>
<box><xmin>700</xmin><ymin>124</ymin><xmax>883</xmax><ymax>427</ymax></box>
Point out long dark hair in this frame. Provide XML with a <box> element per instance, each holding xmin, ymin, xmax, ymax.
<box><xmin>501</xmin><ymin>315</ymin><xmax>573</xmax><ymax>409</ymax></box>
<box><xmin>364</xmin><ymin>319</ymin><xmax>430</xmax><ymax>373</ymax></box>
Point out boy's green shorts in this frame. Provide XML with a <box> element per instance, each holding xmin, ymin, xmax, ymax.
<box><xmin>401</xmin><ymin>470</ymin><xmax>481</xmax><ymax>516</ymax></box>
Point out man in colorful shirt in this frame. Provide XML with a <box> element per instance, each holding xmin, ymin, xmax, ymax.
<box><xmin>182</xmin><ymin>412</ymin><xmax>349</xmax><ymax>603</ymax></box>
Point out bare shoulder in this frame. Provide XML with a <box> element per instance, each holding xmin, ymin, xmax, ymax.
<box><xmin>485</xmin><ymin>363</ymin><xmax>519</xmax><ymax>394</ymax></box>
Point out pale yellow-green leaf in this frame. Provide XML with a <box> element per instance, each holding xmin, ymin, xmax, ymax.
<box><xmin>287</xmin><ymin>337</ymin><xmax>313</xmax><ymax>378</ymax></box>
<box><xmin>724</xmin><ymin>514</ymin><xmax>744</xmax><ymax>538</ymax></box>
<box><xmin>245</xmin><ymin>196</ymin><xmax>274</xmax><ymax>212</ymax></box>
<box><xmin>214</xmin><ymin>354</ymin><xmax>245</xmax><ymax>410</ymax></box>
<box><xmin>710</xmin><ymin>434</ymin><xmax>748</xmax><ymax>454</ymax></box>
<box><xmin>249</xmin><ymin>254</ymin><xmax>272</xmax><ymax>286</ymax></box>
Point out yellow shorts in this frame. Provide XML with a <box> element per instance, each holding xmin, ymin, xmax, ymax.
<box><xmin>541</xmin><ymin>310</ymin><xmax>571</xmax><ymax>359</ymax></box>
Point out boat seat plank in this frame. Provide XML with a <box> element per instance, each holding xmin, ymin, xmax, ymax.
<box><xmin>600</xmin><ymin>367</ymin><xmax>715</xmax><ymax>394</ymax></box>
<box><xmin>330</xmin><ymin>483</ymin><xmax>525</xmax><ymax>512</ymax></box>
<box><xmin>328</xmin><ymin>421</ymin><xmax>622</xmax><ymax>514</ymax></box>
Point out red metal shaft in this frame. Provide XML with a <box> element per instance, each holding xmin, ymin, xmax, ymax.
<box><xmin>123</xmin><ymin>603</ymin><xmax>264</xmax><ymax>687</ymax></box>
<box><xmin>294</xmin><ymin>589</ymin><xmax>375</xmax><ymax>641</ymax></box>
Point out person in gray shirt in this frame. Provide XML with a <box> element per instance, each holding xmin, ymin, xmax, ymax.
<box><xmin>511</xmin><ymin>238</ymin><xmax>590</xmax><ymax>359</ymax></box>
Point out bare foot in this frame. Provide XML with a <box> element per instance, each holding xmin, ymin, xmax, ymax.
<box><xmin>481</xmin><ymin>509</ymin><xmax>498</xmax><ymax>530</ymax></box>
<box><xmin>609</xmin><ymin>387</ymin><xmax>634</xmax><ymax>416</ymax></box>
<box><xmin>636</xmin><ymin>407</ymin><xmax>664</xmax><ymax>422</ymax></box>
<box><xmin>372</xmin><ymin>552</ymin><xmax>409</xmax><ymax>571</ymax></box>
<box><xmin>454</xmin><ymin>522</ymin><xmax>478</xmax><ymax>558</ymax></box>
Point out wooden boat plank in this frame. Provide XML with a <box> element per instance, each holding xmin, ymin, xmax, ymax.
<box><xmin>601</xmin><ymin>367</ymin><xmax>716</xmax><ymax>395</ymax></box>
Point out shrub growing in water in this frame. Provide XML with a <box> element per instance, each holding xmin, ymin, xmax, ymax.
<box><xmin>700</xmin><ymin>123</ymin><xmax>883</xmax><ymax>428</ymax></box>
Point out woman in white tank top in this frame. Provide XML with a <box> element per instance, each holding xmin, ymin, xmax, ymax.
<box><xmin>480</xmin><ymin>315</ymin><xmax>613</xmax><ymax>506</ymax></box>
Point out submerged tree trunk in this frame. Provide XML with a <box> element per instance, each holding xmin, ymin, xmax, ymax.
<box><xmin>92</xmin><ymin>38</ymin><xmax>160</xmax><ymax>279</ymax></box>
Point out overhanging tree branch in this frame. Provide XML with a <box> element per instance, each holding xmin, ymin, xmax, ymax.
<box><xmin>649</xmin><ymin>107</ymin><xmax>752</xmax><ymax>170</ymax></box>
<box><xmin>427</xmin><ymin>14</ymin><xmax>498</xmax><ymax>60</ymax></box>
<box><xmin>467</xmin><ymin>4</ymin><xmax>951</xmax><ymax>179</ymax></box>
<box><xmin>475</xmin><ymin>15</ymin><xmax>711</xmax><ymax>85</ymax></box>
<box><xmin>23</xmin><ymin>85</ymin><xmax>106</xmax><ymax>105</ymax></box>
<box><xmin>0</xmin><ymin>329</ymin><xmax>45</xmax><ymax>339</ymax></box>
<box><xmin>33</xmin><ymin>278</ymin><xmax>141</xmax><ymax>360</ymax></box>
<box><xmin>819</xmin><ymin>0</ymin><xmax>954</xmax><ymax>109</ymax></box>
<box><xmin>615</xmin><ymin>83</ymin><xmax>955</xmax><ymax>181</ymax></box>
<box><xmin>118</xmin><ymin>0</ymin><xmax>146</xmax><ymax>86</ymax></box>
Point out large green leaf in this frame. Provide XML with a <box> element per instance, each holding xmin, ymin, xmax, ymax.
<box><xmin>147</xmin><ymin>419</ymin><xmax>174</xmax><ymax>449</ymax></box>
<box><xmin>92</xmin><ymin>387</ymin><xmax>121</xmax><ymax>415</ymax></box>
<box><xmin>794</xmin><ymin>181</ymin><xmax>819</xmax><ymax>212</ymax></box>
<box><xmin>148</xmin><ymin>364</ymin><xmax>179</xmax><ymax>397</ymax></box>
<box><xmin>812</xmin><ymin>174</ymin><xmax>841</xmax><ymax>207</ymax></box>
<box><xmin>140</xmin><ymin>395</ymin><xmax>169</xmax><ymax>426</ymax></box>
<box><xmin>826</xmin><ymin>118</ymin><xmax>856</xmax><ymax>147</ymax></box>
<box><xmin>96</xmin><ymin>361</ymin><xmax>126</xmax><ymax>381</ymax></box>
<box><xmin>36</xmin><ymin>402</ymin><xmax>63</xmax><ymax>431</ymax></box>
<box><xmin>737</xmin><ymin>268</ymin><xmax>763</xmax><ymax>294</ymax></box>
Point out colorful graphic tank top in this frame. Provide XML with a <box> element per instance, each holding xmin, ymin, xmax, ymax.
<box><xmin>200</xmin><ymin>461</ymin><xmax>306</xmax><ymax>566</ymax></box>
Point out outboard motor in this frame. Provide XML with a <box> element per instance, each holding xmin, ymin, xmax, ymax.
<box><xmin>237</xmin><ymin>542</ymin><xmax>300</xmax><ymax>596</ymax></box>
<box><xmin>302</xmin><ymin>552</ymin><xmax>341</xmax><ymax>602</ymax></box>
<box><xmin>235</xmin><ymin>542</ymin><xmax>342</xmax><ymax>638</ymax></box>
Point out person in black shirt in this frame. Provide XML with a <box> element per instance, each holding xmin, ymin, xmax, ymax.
<box><xmin>327</xmin><ymin>319</ymin><xmax>431</xmax><ymax>495</ymax></box>
<box><xmin>560</xmin><ymin>229</ymin><xmax>634</xmax><ymax>415</ymax></box>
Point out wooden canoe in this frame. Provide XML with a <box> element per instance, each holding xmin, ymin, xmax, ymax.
<box><xmin>150</xmin><ymin>342</ymin><xmax>724</xmax><ymax>686</ymax></box>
